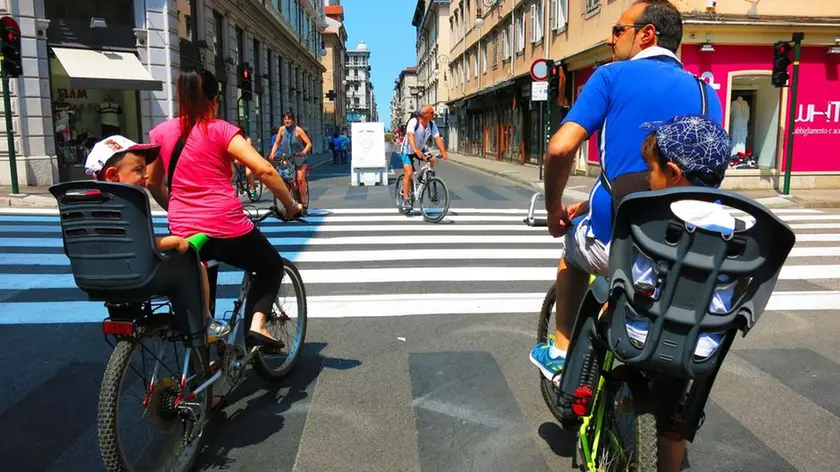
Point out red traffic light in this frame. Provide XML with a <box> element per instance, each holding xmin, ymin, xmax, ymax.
<box><xmin>0</xmin><ymin>16</ymin><xmax>20</xmax><ymax>34</ymax></box>
<box><xmin>243</xmin><ymin>69</ymin><xmax>249</xmax><ymax>79</ymax></box>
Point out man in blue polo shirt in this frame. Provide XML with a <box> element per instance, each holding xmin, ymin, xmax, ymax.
<box><xmin>530</xmin><ymin>0</ymin><xmax>723</xmax><ymax>383</ymax></box>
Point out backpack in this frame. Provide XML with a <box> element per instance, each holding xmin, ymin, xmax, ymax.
<box><xmin>398</xmin><ymin>111</ymin><xmax>421</xmax><ymax>136</ymax></box>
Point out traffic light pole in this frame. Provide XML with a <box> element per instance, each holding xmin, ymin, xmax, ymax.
<box><xmin>0</xmin><ymin>43</ymin><xmax>18</xmax><ymax>194</ymax></box>
<box><xmin>243</xmin><ymin>100</ymin><xmax>250</xmax><ymax>137</ymax></box>
<box><xmin>782</xmin><ymin>34</ymin><xmax>803</xmax><ymax>195</ymax></box>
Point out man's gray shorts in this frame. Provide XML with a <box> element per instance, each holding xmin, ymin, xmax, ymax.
<box><xmin>563</xmin><ymin>219</ymin><xmax>610</xmax><ymax>276</ymax></box>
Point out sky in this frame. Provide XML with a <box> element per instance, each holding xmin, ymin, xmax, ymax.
<box><xmin>341</xmin><ymin>0</ymin><xmax>417</xmax><ymax>128</ymax></box>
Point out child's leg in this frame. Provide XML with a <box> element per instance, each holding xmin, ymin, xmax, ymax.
<box><xmin>658</xmin><ymin>437</ymin><xmax>686</xmax><ymax>472</ymax></box>
<box><xmin>199</xmin><ymin>263</ymin><xmax>211</xmax><ymax>319</ymax></box>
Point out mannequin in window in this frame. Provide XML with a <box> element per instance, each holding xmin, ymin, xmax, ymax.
<box><xmin>54</xmin><ymin>101</ymin><xmax>76</xmax><ymax>142</ymax></box>
<box><xmin>99</xmin><ymin>96</ymin><xmax>122</xmax><ymax>136</ymax></box>
<box><xmin>730</xmin><ymin>96</ymin><xmax>750</xmax><ymax>156</ymax></box>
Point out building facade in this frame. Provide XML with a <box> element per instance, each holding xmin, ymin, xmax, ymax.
<box><xmin>322</xmin><ymin>3</ymin><xmax>348</xmax><ymax>135</ymax></box>
<box><xmin>391</xmin><ymin>67</ymin><xmax>419</xmax><ymax>131</ymax></box>
<box><xmin>445</xmin><ymin>0</ymin><xmax>840</xmax><ymax>190</ymax></box>
<box><xmin>412</xmin><ymin>0</ymin><xmax>451</xmax><ymax>143</ymax></box>
<box><xmin>345</xmin><ymin>41</ymin><xmax>374</xmax><ymax>123</ymax></box>
<box><xmin>1</xmin><ymin>0</ymin><xmax>327</xmax><ymax>187</ymax></box>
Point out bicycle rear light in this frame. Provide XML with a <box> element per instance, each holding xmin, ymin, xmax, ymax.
<box><xmin>102</xmin><ymin>320</ymin><xmax>135</xmax><ymax>336</ymax></box>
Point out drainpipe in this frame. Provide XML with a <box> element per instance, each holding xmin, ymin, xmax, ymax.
<box><xmin>163</xmin><ymin>0</ymin><xmax>174</xmax><ymax>118</ymax></box>
<box><xmin>544</xmin><ymin>0</ymin><xmax>550</xmax><ymax>60</ymax></box>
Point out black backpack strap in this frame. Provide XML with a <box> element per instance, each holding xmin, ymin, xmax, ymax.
<box><xmin>696</xmin><ymin>76</ymin><xmax>709</xmax><ymax>116</ymax></box>
<box><xmin>166</xmin><ymin>129</ymin><xmax>191</xmax><ymax>195</ymax></box>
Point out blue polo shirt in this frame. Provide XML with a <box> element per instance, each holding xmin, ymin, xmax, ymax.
<box><xmin>563</xmin><ymin>47</ymin><xmax>723</xmax><ymax>243</ymax></box>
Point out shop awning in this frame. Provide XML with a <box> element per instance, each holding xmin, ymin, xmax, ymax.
<box><xmin>52</xmin><ymin>47</ymin><xmax>163</xmax><ymax>91</ymax></box>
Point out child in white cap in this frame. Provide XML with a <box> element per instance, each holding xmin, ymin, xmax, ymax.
<box><xmin>85</xmin><ymin>135</ymin><xmax>230</xmax><ymax>341</ymax></box>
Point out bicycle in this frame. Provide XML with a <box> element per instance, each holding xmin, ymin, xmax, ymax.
<box><xmin>49</xmin><ymin>181</ymin><xmax>308</xmax><ymax>472</ymax></box>
<box><xmin>272</xmin><ymin>153</ymin><xmax>310</xmax><ymax>211</ymax></box>
<box><xmin>393</xmin><ymin>152</ymin><xmax>450</xmax><ymax>223</ymax></box>
<box><xmin>525</xmin><ymin>189</ymin><xmax>795</xmax><ymax>471</ymax></box>
<box><xmin>234</xmin><ymin>163</ymin><xmax>264</xmax><ymax>202</ymax></box>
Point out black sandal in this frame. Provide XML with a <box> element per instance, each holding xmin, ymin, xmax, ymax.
<box><xmin>246</xmin><ymin>331</ymin><xmax>285</xmax><ymax>351</ymax></box>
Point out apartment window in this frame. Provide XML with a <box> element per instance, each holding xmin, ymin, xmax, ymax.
<box><xmin>501</xmin><ymin>27</ymin><xmax>510</xmax><ymax>60</ymax></box>
<box><xmin>492</xmin><ymin>32</ymin><xmax>498</xmax><ymax>66</ymax></box>
<box><xmin>236</xmin><ymin>27</ymin><xmax>245</xmax><ymax>65</ymax></box>
<box><xmin>472</xmin><ymin>51</ymin><xmax>477</xmax><ymax>78</ymax></box>
<box><xmin>450</xmin><ymin>19</ymin><xmax>455</xmax><ymax>48</ymax></box>
<box><xmin>278</xmin><ymin>56</ymin><xmax>284</xmax><ymax>114</ymax></box>
<box><xmin>213</xmin><ymin>11</ymin><xmax>224</xmax><ymax>59</ymax></box>
<box><xmin>481</xmin><ymin>43</ymin><xmax>487</xmax><ymax>74</ymax></box>
<box><xmin>516</xmin><ymin>10</ymin><xmax>526</xmax><ymax>53</ymax></box>
<box><xmin>551</xmin><ymin>0</ymin><xmax>569</xmax><ymax>30</ymax></box>
<box><xmin>586</xmin><ymin>0</ymin><xmax>601</xmax><ymax>14</ymax></box>
<box><xmin>530</xmin><ymin>1</ymin><xmax>545</xmax><ymax>43</ymax></box>
<box><xmin>253</xmin><ymin>39</ymin><xmax>261</xmax><ymax>78</ymax></box>
<box><xmin>465</xmin><ymin>54</ymin><xmax>470</xmax><ymax>80</ymax></box>
<box><xmin>354</xmin><ymin>97</ymin><xmax>360</xmax><ymax>106</ymax></box>
<box><xmin>180</xmin><ymin>0</ymin><xmax>198</xmax><ymax>42</ymax></box>
<box><xmin>268</xmin><ymin>51</ymin><xmax>274</xmax><ymax>128</ymax></box>
<box><xmin>466</xmin><ymin>0</ymin><xmax>471</xmax><ymax>29</ymax></box>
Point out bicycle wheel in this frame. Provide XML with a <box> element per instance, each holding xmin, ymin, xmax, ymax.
<box><xmin>394</xmin><ymin>173</ymin><xmax>412</xmax><ymax>215</ymax></box>
<box><xmin>98</xmin><ymin>339</ymin><xmax>210</xmax><ymax>472</ymax></box>
<box><xmin>536</xmin><ymin>284</ymin><xmax>571</xmax><ymax>424</ymax></box>
<box><xmin>419</xmin><ymin>176</ymin><xmax>449</xmax><ymax>223</ymax></box>
<box><xmin>595</xmin><ymin>381</ymin><xmax>658</xmax><ymax>471</ymax></box>
<box><xmin>253</xmin><ymin>258</ymin><xmax>308</xmax><ymax>380</ymax></box>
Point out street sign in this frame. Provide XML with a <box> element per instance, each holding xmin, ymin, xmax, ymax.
<box><xmin>530</xmin><ymin>58</ymin><xmax>550</xmax><ymax>81</ymax></box>
<box><xmin>531</xmin><ymin>81</ymin><xmax>548</xmax><ymax>101</ymax></box>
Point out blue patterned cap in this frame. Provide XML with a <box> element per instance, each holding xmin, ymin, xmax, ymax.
<box><xmin>641</xmin><ymin>115</ymin><xmax>731</xmax><ymax>188</ymax></box>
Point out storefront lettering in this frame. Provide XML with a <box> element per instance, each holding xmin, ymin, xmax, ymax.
<box><xmin>795</xmin><ymin>101</ymin><xmax>840</xmax><ymax>123</ymax></box>
<box><xmin>57</xmin><ymin>88</ymin><xmax>89</xmax><ymax>100</ymax></box>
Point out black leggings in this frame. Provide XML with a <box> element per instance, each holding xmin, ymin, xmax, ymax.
<box><xmin>200</xmin><ymin>227</ymin><xmax>284</xmax><ymax>327</ymax></box>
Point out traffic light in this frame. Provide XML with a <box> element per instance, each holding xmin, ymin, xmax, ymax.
<box><xmin>772</xmin><ymin>41</ymin><xmax>793</xmax><ymax>88</ymax></box>
<box><xmin>239</xmin><ymin>63</ymin><xmax>252</xmax><ymax>102</ymax></box>
<box><xmin>547</xmin><ymin>64</ymin><xmax>561</xmax><ymax>99</ymax></box>
<box><xmin>0</xmin><ymin>16</ymin><xmax>22</xmax><ymax>78</ymax></box>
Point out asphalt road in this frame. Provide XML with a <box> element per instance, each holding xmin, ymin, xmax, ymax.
<box><xmin>1</xmin><ymin>163</ymin><xmax>840</xmax><ymax>472</ymax></box>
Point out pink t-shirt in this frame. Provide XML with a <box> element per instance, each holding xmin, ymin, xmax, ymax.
<box><xmin>149</xmin><ymin>118</ymin><xmax>254</xmax><ymax>239</ymax></box>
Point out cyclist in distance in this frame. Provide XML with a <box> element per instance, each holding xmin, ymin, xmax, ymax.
<box><xmin>529</xmin><ymin>0</ymin><xmax>723</xmax><ymax>383</ymax></box>
<box><xmin>268</xmin><ymin>112</ymin><xmax>313</xmax><ymax>211</ymax></box>
<box><xmin>399</xmin><ymin>104</ymin><xmax>448</xmax><ymax>211</ymax></box>
<box><xmin>145</xmin><ymin>69</ymin><xmax>302</xmax><ymax>351</ymax></box>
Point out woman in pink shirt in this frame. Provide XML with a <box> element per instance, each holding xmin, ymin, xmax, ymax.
<box><xmin>146</xmin><ymin>69</ymin><xmax>302</xmax><ymax>351</ymax></box>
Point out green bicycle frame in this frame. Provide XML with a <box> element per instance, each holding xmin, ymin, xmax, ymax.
<box><xmin>578</xmin><ymin>350</ymin><xmax>614</xmax><ymax>471</ymax></box>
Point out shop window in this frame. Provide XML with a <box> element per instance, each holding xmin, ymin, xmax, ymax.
<box><xmin>586</xmin><ymin>0</ymin><xmax>601</xmax><ymax>15</ymax></box>
<box><xmin>730</xmin><ymin>75</ymin><xmax>780</xmax><ymax>169</ymax></box>
<box><xmin>50</xmin><ymin>57</ymin><xmax>141</xmax><ymax>180</ymax></box>
<box><xmin>218</xmin><ymin>81</ymin><xmax>227</xmax><ymax>119</ymax></box>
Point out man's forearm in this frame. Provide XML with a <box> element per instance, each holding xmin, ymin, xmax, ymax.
<box><xmin>544</xmin><ymin>150</ymin><xmax>575</xmax><ymax>214</ymax></box>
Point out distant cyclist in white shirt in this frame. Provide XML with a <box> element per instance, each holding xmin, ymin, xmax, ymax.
<box><xmin>399</xmin><ymin>104</ymin><xmax>448</xmax><ymax>211</ymax></box>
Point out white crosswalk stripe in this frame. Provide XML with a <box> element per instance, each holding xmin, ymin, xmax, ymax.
<box><xmin>0</xmin><ymin>207</ymin><xmax>838</xmax><ymax>324</ymax></box>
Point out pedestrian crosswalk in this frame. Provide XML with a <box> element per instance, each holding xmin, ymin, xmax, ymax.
<box><xmin>1</xmin><ymin>206</ymin><xmax>839</xmax><ymax>325</ymax></box>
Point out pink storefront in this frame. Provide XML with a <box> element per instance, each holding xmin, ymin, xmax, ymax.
<box><xmin>682</xmin><ymin>44</ymin><xmax>840</xmax><ymax>187</ymax></box>
<box><xmin>570</xmin><ymin>45</ymin><xmax>840</xmax><ymax>188</ymax></box>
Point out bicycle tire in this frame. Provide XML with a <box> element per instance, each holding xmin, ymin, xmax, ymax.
<box><xmin>98</xmin><ymin>340</ymin><xmax>210</xmax><ymax>472</ymax></box>
<box><xmin>253</xmin><ymin>259</ymin><xmax>308</xmax><ymax>381</ymax></box>
<box><xmin>419</xmin><ymin>176</ymin><xmax>449</xmax><ymax>223</ymax></box>
<box><xmin>596</xmin><ymin>381</ymin><xmax>658</xmax><ymax>471</ymax></box>
<box><xmin>394</xmin><ymin>174</ymin><xmax>412</xmax><ymax>215</ymax></box>
<box><xmin>536</xmin><ymin>284</ymin><xmax>572</xmax><ymax>425</ymax></box>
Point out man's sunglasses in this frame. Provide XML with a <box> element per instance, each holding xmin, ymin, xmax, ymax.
<box><xmin>611</xmin><ymin>23</ymin><xmax>659</xmax><ymax>38</ymax></box>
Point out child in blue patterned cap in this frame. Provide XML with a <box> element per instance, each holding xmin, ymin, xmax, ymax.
<box><xmin>628</xmin><ymin>114</ymin><xmax>734</xmax><ymax>361</ymax></box>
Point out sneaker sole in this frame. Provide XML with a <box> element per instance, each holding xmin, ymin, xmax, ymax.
<box><xmin>530</xmin><ymin>352</ymin><xmax>562</xmax><ymax>383</ymax></box>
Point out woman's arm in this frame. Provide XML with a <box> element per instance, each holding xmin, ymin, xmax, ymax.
<box><xmin>228</xmin><ymin>134</ymin><xmax>301</xmax><ymax>215</ymax></box>
<box><xmin>146</xmin><ymin>157</ymin><xmax>169</xmax><ymax>210</ymax></box>
<box><xmin>268</xmin><ymin>127</ymin><xmax>283</xmax><ymax>159</ymax></box>
<box><xmin>297</xmin><ymin>128</ymin><xmax>312</xmax><ymax>155</ymax></box>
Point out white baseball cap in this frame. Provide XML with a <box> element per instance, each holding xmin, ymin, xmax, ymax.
<box><xmin>84</xmin><ymin>135</ymin><xmax>161</xmax><ymax>177</ymax></box>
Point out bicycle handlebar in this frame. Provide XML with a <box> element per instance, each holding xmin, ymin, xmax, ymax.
<box><xmin>524</xmin><ymin>192</ymin><xmax>548</xmax><ymax>227</ymax></box>
<box><xmin>250</xmin><ymin>205</ymin><xmax>308</xmax><ymax>224</ymax></box>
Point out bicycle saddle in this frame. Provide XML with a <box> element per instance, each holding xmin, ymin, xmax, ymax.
<box><xmin>604</xmin><ymin>187</ymin><xmax>795</xmax><ymax>379</ymax></box>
